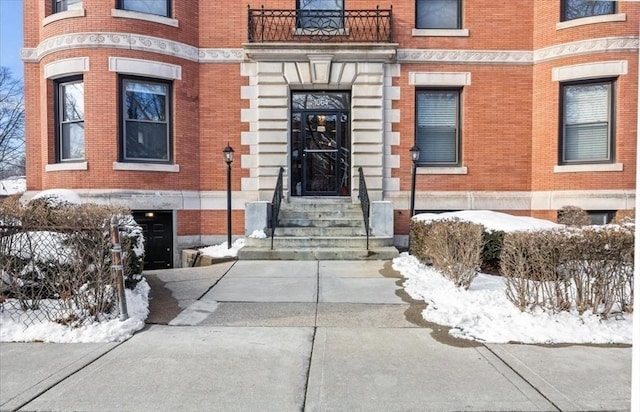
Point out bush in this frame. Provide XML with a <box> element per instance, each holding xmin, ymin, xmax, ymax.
<box><xmin>557</xmin><ymin>205</ymin><xmax>590</xmax><ymax>227</ymax></box>
<box><xmin>500</xmin><ymin>226</ymin><xmax>633</xmax><ymax>317</ymax></box>
<box><xmin>410</xmin><ymin>218</ymin><xmax>484</xmax><ymax>289</ymax></box>
<box><xmin>612</xmin><ymin>209</ymin><xmax>635</xmax><ymax>225</ymax></box>
<box><xmin>481</xmin><ymin>230</ymin><xmax>505</xmax><ymax>274</ymax></box>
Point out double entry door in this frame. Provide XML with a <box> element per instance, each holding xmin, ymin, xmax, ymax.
<box><xmin>291</xmin><ymin>92</ymin><xmax>351</xmax><ymax>196</ymax></box>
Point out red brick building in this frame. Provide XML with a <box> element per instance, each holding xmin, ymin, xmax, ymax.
<box><xmin>23</xmin><ymin>1</ymin><xmax>639</xmax><ymax>266</ymax></box>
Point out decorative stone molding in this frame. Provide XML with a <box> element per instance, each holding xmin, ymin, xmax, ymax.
<box><xmin>534</xmin><ymin>36</ymin><xmax>639</xmax><ymax>63</ymax></box>
<box><xmin>398</xmin><ymin>49</ymin><xmax>532</xmax><ymax>64</ymax></box>
<box><xmin>198</xmin><ymin>48</ymin><xmax>244</xmax><ymax>63</ymax></box>
<box><xmin>44</xmin><ymin>57</ymin><xmax>90</xmax><ymax>79</ymax></box>
<box><xmin>552</xmin><ymin>60</ymin><xmax>627</xmax><ymax>82</ymax></box>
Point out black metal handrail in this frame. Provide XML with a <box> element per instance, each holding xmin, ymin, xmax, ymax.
<box><xmin>270</xmin><ymin>167</ymin><xmax>285</xmax><ymax>250</ymax></box>
<box><xmin>357</xmin><ymin>167</ymin><xmax>370</xmax><ymax>250</ymax></box>
<box><xmin>248</xmin><ymin>6</ymin><xmax>393</xmax><ymax>43</ymax></box>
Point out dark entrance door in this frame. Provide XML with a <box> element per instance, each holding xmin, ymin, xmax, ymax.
<box><xmin>291</xmin><ymin>92</ymin><xmax>350</xmax><ymax>196</ymax></box>
<box><xmin>133</xmin><ymin>211</ymin><xmax>173</xmax><ymax>270</ymax></box>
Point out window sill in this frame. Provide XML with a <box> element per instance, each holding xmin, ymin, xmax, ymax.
<box><xmin>46</xmin><ymin>162</ymin><xmax>88</xmax><ymax>172</ymax></box>
<box><xmin>113</xmin><ymin>162</ymin><xmax>180</xmax><ymax>172</ymax></box>
<box><xmin>43</xmin><ymin>8</ymin><xmax>86</xmax><ymax>27</ymax></box>
<box><xmin>111</xmin><ymin>9</ymin><xmax>179</xmax><ymax>27</ymax></box>
<box><xmin>556</xmin><ymin>13</ymin><xmax>626</xmax><ymax>30</ymax></box>
<box><xmin>554</xmin><ymin>163</ymin><xmax>622</xmax><ymax>173</ymax></box>
<box><xmin>412</xmin><ymin>28</ymin><xmax>469</xmax><ymax>37</ymax></box>
<box><xmin>417</xmin><ymin>166</ymin><xmax>468</xmax><ymax>175</ymax></box>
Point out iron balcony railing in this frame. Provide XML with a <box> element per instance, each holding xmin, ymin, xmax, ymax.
<box><xmin>248</xmin><ymin>6</ymin><xmax>393</xmax><ymax>43</ymax></box>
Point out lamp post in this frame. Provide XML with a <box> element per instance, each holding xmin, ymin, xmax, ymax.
<box><xmin>223</xmin><ymin>144</ymin><xmax>234</xmax><ymax>249</ymax></box>
<box><xmin>409</xmin><ymin>145</ymin><xmax>420</xmax><ymax>219</ymax></box>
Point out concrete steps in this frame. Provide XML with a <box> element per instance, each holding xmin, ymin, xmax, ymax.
<box><xmin>238</xmin><ymin>199</ymin><xmax>398</xmax><ymax>261</ymax></box>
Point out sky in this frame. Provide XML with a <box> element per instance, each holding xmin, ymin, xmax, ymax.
<box><xmin>0</xmin><ymin>0</ymin><xmax>24</xmax><ymax>80</ymax></box>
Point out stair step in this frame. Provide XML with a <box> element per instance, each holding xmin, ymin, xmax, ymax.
<box><xmin>246</xmin><ymin>236</ymin><xmax>393</xmax><ymax>249</ymax></box>
<box><xmin>278</xmin><ymin>217</ymin><xmax>363</xmax><ymax>228</ymax></box>
<box><xmin>237</xmin><ymin>246</ymin><xmax>399</xmax><ymax>261</ymax></box>
<box><xmin>279</xmin><ymin>210</ymin><xmax>363</xmax><ymax>220</ymax></box>
<box><xmin>276</xmin><ymin>226</ymin><xmax>367</xmax><ymax>237</ymax></box>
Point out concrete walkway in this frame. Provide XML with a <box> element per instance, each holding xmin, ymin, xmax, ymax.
<box><xmin>0</xmin><ymin>260</ymin><xmax>632</xmax><ymax>411</ymax></box>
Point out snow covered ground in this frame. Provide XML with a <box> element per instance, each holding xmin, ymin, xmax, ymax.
<box><xmin>395</xmin><ymin>211</ymin><xmax>633</xmax><ymax>344</ymax></box>
<box><xmin>0</xmin><ymin>176</ymin><xmax>26</xmax><ymax>196</ymax></box>
<box><xmin>198</xmin><ymin>238</ymin><xmax>247</xmax><ymax>258</ymax></box>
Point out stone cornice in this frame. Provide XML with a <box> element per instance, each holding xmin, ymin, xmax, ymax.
<box><xmin>22</xmin><ymin>32</ymin><xmax>639</xmax><ymax>65</ymax></box>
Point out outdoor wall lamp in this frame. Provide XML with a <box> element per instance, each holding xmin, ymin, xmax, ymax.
<box><xmin>409</xmin><ymin>145</ymin><xmax>420</xmax><ymax>218</ymax></box>
<box><xmin>223</xmin><ymin>144</ymin><xmax>235</xmax><ymax>249</ymax></box>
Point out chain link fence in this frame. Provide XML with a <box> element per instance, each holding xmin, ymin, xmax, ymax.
<box><xmin>0</xmin><ymin>196</ymin><xmax>143</xmax><ymax>327</ymax></box>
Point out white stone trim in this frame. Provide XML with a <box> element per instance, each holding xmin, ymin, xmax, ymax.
<box><xmin>534</xmin><ymin>36</ymin><xmax>638</xmax><ymax>64</ymax></box>
<box><xmin>45</xmin><ymin>162</ymin><xmax>88</xmax><ymax>172</ymax></box>
<box><xmin>412</xmin><ymin>28</ymin><xmax>469</xmax><ymax>37</ymax></box>
<box><xmin>398</xmin><ymin>49</ymin><xmax>532</xmax><ymax>64</ymax></box>
<box><xmin>111</xmin><ymin>8</ymin><xmax>179</xmax><ymax>28</ymax></box>
<box><xmin>417</xmin><ymin>166</ymin><xmax>468</xmax><ymax>175</ymax></box>
<box><xmin>112</xmin><ymin>162</ymin><xmax>180</xmax><ymax>172</ymax></box>
<box><xmin>385</xmin><ymin>190</ymin><xmax>634</xmax><ymax>211</ymax></box>
<box><xmin>552</xmin><ymin>60</ymin><xmax>627</xmax><ymax>82</ymax></box>
<box><xmin>554</xmin><ymin>163</ymin><xmax>623</xmax><ymax>173</ymax></box>
<box><xmin>556</xmin><ymin>13</ymin><xmax>626</xmax><ymax>31</ymax></box>
<box><xmin>44</xmin><ymin>57</ymin><xmax>90</xmax><ymax>79</ymax></box>
<box><xmin>22</xmin><ymin>32</ymin><xmax>638</xmax><ymax>65</ymax></box>
<box><xmin>43</xmin><ymin>8</ymin><xmax>86</xmax><ymax>26</ymax></box>
<box><xmin>409</xmin><ymin>72</ymin><xmax>471</xmax><ymax>86</ymax></box>
<box><xmin>108</xmin><ymin>57</ymin><xmax>182</xmax><ymax>80</ymax></box>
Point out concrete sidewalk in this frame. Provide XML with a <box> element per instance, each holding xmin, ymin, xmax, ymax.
<box><xmin>0</xmin><ymin>260</ymin><xmax>632</xmax><ymax>411</ymax></box>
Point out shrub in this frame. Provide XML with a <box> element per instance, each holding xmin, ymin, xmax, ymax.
<box><xmin>557</xmin><ymin>205</ymin><xmax>590</xmax><ymax>227</ymax></box>
<box><xmin>411</xmin><ymin>218</ymin><xmax>484</xmax><ymax>290</ymax></box>
<box><xmin>481</xmin><ymin>230</ymin><xmax>505</xmax><ymax>274</ymax></box>
<box><xmin>612</xmin><ymin>209</ymin><xmax>635</xmax><ymax>225</ymax></box>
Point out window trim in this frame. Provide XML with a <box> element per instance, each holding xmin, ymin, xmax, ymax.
<box><xmin>560</xmin><ymin>0</ymin><xmax>616</xmax><ymax>22</ymax></box>
<box><xmin>54</xmin><ymin>76</ymin><xmax>85</xmax><ymax>163</ymax></box>
<box><xmin>558</xmin><ymin>78</ymin><xmax>616</xmax><ymax>166</ymax></box>
<box><xmin>415</xmin><ymin>88</ymin><xmax>462</xmax><ymax>167</ymax></box>
<box><xmin>116</xmin><ymin>0</ymin><xmax>171</xmax><ymax>18</ymax></box>
<box><xmin>415</xmin><ymin>0</ymin><xmax>462</xmax><ymax>30</ymax></box>
<box><xmin>52</xmin><ymin>0</ymin><xmax>82</xmax><ymax>14</ymax></box>
<box><xmin>119</xmin><ymin>76</ymin><xmax>173</xmax><ymax>164</ymax></box>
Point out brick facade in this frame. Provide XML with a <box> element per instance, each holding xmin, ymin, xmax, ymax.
<box><xmin>22</xmin><ymin>0</ymin><xmax>639</xmax><ymax>264</ymax></box>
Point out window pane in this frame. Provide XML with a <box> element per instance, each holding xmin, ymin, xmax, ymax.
<box><xmin>125</xmin><ymin>121</ymin><xmax>169</xmax><ymax>160</ymax></box>
<box><xmin>61</xmin><ymin>122</ymin><xmax>85</xmax><ymax>160</ymax></box>
<box><xmin>125</xmin><ymin>82</ymin><xmax>167</xmax><ymax>122</ymax></box>
<box><xmin>54</xmin><ymin>0</ymin><xmax>82</xmax><ymax>13</ymax></box>
<box><xmin>417</xmin><ymin>0</ymin><xmax>459</xmax><ymax>29</ymax></box>
<box><xmin>562</xmin><ymin>82</ymin><xmax>611</xmax><ymax>163</ymax></box>
<box><xmin>62</xmin><ymin>82</ymin><xmax>84</xmax><ymax>121</ymax></box>
<box><xmin>299</xmin><ymin>0</ymin><xmax>343</xmax><ymax>10</ymax></box>
<box><xmin>416</xmin><ymin>91</ymin><xmax>459</xmax><ymax>164</ymax></box>
<box><xmin>563</xmin><ymin>0</ymin><xmax>614</xmax><ymax>21</ymax></box>
<box><xmin>121</xmin><ymin>0</ymin><xmax>168</xmax><ymax>16</ymax></box>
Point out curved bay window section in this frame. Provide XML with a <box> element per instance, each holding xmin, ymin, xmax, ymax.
<box><xmin>561</xmin><ymin>0</ymin><xmax>614</xmax><ymax>21</ymax></box>
<box><xmin>56</xmin><ymin>77</ymin><xmax>85</xmax><ymax>162</ymax></box>
<box><xmin>121</xmin><ymin>77</ymin><xmax>172</xmax><ymax>163</ymax></box>
<box><xmin>291</xmin><ymin>92</ymin><xmax>351</xmax><ymax>196</ymax></box>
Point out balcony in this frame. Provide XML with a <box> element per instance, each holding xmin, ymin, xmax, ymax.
<box><xmin>247</xmin><ymin>7</ymin><xmax>393</xmax><ymax>43</ymax></box>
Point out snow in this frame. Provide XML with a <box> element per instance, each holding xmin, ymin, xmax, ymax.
<box><xmin>0</xmin><ymin>176</ymin><xmax>26</xmax><ymax>196</ymax></box>
<box><xmin>249</xmin><ymin>230</ymin><xmax>267</xmax><ymax>239</ymax></box>
<box><xmin>30</xmin><ymin>188</ymin><xmax>82</xmax><ymax>206</ymax></box>
<box><xmin>396</xmin><ymin>209</ymin><xmax>633</xmax><ymax>344</ymax></box>
<box><xmin>0</xmin><ymin>279</ymin><xmax>150</xmax><ymax>343</ymax></box>
<box><xmin>414</xmin><ymin>210</ymin><xmax>562</xmax><ymax>233</ymax></box>
<box><xmin>198</xmin><ymin>238</ymin><xmax>246</xmax><ymax>258</ymax></box>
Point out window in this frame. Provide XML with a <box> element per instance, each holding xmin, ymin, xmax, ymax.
<box><xmin>560</xmin><ymin>80</ymin><xmax>614</xmax><ymax>164</ymax></box>
<box><xmin>416</xmin><ymin>0</ymin><xmax>461</xmax><ymax>29</ymax></box>
<box><xmin>415</xmin><ymin>90</ymin><xmax>460</xmax><ymax>165</ymax></box>
<box><xmin>121</xmin><ymin>77</ymin><xmax>171</xmax><ymax>162</ymax></box>
<box><xmin>118</xmin><ymin>0</ymin><xmax>170</xmax><ymax>17</ymax></box>
<box><xmin>561</xmin><ymin>0</ymin><xmax>615</xmax><ymax>21</ymax></box>
<box><xmin>53</xmin><ymin>0</ymin><xmax>82</xmax><ymax>13</ymax></box>
<box><xmin>297</xmin><ymin>0</ymin><xmax>344</xmax><ymax>29</ymax></box>
<box><xmin>56</xmin><ymin>78</ymin><xmax>85</xmax><ymax>161</ymax></box>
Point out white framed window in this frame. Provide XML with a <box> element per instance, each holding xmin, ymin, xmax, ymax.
<box><xmin>56</xmin><ymin>77</ymin><xmax>85</xmax><ymax>162</ymax></box>
<box><xmin>121</xmin><ymin>77</ymin><xmax>172</xmax><ymax>163</ymax></box>
<box><xmin>560</xmin><ymin>80</ymin><xmax>614</xmax><ymax>164</ymax></box>
<box><xmin>561</xmin><ymin>0</ymin><xmax>615</xmax><ymax>21</ymax></box>
<box><xmin>415</xmin><ymin>89</ymin><xmax>461</xmax><ymax>166</ymax></box>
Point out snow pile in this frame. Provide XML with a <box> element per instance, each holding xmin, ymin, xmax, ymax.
<box><xmin>30</xmin><ymin>188</ymin><xmax>82</xmax><ymax>206</ymax></box>
<box><xmin>0</xmin><ymin>279</ymin><xmax>150</xmax><ymax>343</ymax></box>
<box><xmin>414</xmin><ymin>210</ymin><xmax>562</xmax><ymax>233</ymax></box>
<box><xmin>249</xmin><ymin>230</ymin><xmax>267</xmax><ymax>239</ymax></box>
<box><xmin>0</xmin><ymin>177</ymin><xmax>26</xmax><ymax>196</ymax></box>
<box><xmin>199</xmin><ymin>238</ymin><xmax>246</xmax><ymax>258</ymax></box>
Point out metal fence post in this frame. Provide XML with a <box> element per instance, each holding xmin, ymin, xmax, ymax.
<box><xmin>110</xmin><ymin>216</ymin><xmax>129</xmax><ymax>321</ymax></box>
